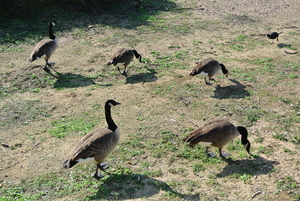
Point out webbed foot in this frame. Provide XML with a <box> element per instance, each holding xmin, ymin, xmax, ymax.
<box><xmin>92</xmin><ymin>172</ymin><xmax>105</xmax><ymax>179</ymax></box>
<box><xmin>43</xmin><ymin>66</ymin><xmax>51</xmax><ymax>72</ymax></box>
<box><xmin>99</xmin><ymin>163</ymin><xmax>109</xmax><ymax>171</ymax></box>
<box><xmin>47</xmin><ymin>62</ymin><xmax>55</xmax><ymax>66</ymax></box>
<box><xmin>220</xmin><ymin>152</ymin><xmax>230</xmax><ymax>158</ymax></box>
<box><xmin>207</xmin><ymin>152</ymin><xmax>216</xmax><ymax>157</ymax></box>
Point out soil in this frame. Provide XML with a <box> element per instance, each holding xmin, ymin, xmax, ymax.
<box><xmin>1</xmin><ymin>0</ymin><xmax>299</xmax><ymax>200</ymax></box>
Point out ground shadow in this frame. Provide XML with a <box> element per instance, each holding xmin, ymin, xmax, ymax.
<box><xmin>87</xmin><ymin>173</ymin><xmax>200</xmax><ymax>200</ymax></box>
<box><xmin>125</xmin><ymin>67</ymin><xmax>158</xmax><ymax>84</ymax></box>
<box><xmin>49</xmin><ymin>72</ymin><xmax>111</xmax><ymax>89</ymax></box>
<box><xmin>216</xmin><ymin>156</ymin><xmax>279</xmax><ymax>177</ymax></box>
<box><xmin>213</xmin><ymin>78</ymin><xmax>250</xmax><ymax>99</ymax></box>
<box><xmin>277</xmin><ymin>43</ymin><xmax>293</xmax><ymax>48</ymax></box>
<box><xmin>1</xmin><ymin>0</ymin><xmax>177</xmax><ymax>45</ymax></box>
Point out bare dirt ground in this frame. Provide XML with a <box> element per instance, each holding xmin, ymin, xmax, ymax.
<box><xmin>1</xmin><ymin>0</ymin><xmax>300</xmax><ymax>200</ymax></box>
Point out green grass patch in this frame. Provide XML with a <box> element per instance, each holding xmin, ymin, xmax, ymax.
<box><xmin>48</xmin><ymin>116</ymin><xmax>97</xmax><ymax>138</ymax></box>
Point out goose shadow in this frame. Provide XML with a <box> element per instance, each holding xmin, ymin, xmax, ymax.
<box><xmin>47</xmin><ymin>71</ymin><xmax>112</xmax><ymax>89</ymax></box>
<box><xmin>277</xmin><ymin>43</ymin><xmax>293</xmax><ymax>48</ymax></box>
<box><xmin>86</xmin><ymin>173</ymin><xmax>200</xmax><ymax>200</ymax></box>
<box><xmin>125</xmin><ymin>67</ymin><xmax>158</xmax><ymax>84</ymax></box>
<box><xmin>216</xmin><ymin>156</ymin><xmax>279</xmax><ymax>178</ymax></box>
<box><xmin>213</xmin><ymin>78</ymin><xmax>250</xmax><ymax>99</ymax></box>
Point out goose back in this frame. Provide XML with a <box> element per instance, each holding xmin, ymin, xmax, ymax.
<box><xmin>64</xmin><ymin>127</ymin><xmax>120</xmax><ymax>168</ymax></box>
<box><xmin>189</xmin><ymin>58</ymin><xmax>221</xmax><ymax>78</ymax></box>
<box><xmin>107</xmin><ymin>48</ymin><xmax>135</xmax><ymax>66</ymax></box>
<box><xmin>29</xmin><ymin>39</ymin><xmax>58</xmax><ymax>62</ymax></box>
<box><xmin>183</xmin><ymin>119</ymin><xmax>239</xmax><ymax>148</ymax></box>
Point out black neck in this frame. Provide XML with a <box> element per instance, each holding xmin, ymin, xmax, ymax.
<box><xmin>237</xmin><ymin>126</ymin><xmax>248</xmax><ymax>145</ymax></box>
<box><xmin>132</xmin><ymin>50</ymin><xmax>142</xmax><ymax>62</ymax></box>
<box><xmin>220</xmin><ymin>64</ymin><xmax>228</xmax><ymax>75</ymax></box>
<box><xmin>105</xmin><ymin>103</ymin><xmax>117</xmax><ymax>131</ymax></box>
<box><xmin>49</xmin><ymin>22</ymin><xmax>55</xmax><ymax>40</ymax></box>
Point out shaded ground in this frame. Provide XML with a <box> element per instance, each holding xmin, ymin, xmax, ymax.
<box><xmin>1</xmin><ymin>0</ymin><xmax>300</xmax><ymax>200</ymax></box>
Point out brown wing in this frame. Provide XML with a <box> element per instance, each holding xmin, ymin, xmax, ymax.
<box><xmin>68</xmin><ymin>128</ymin><xmax>119</xmax><ymax>162</ymax></box>
<box><xmin>29</xmin><ymin>39</ymin><xmax>58</xmax><ymax>62</ymax></box>
<box><xmin>189</xmin><ymin>58</ymin><xmax>220</xmax><ymax>76</ymax></box>
<box><xmin>183</xmin><ymin>119</ymin><xmax>234</xmax><ymax>147</ymax></box>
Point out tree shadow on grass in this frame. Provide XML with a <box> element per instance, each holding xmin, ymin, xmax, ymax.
<box><xmin>1</xmin><ymin>0</ymin><xmax>177</xmax><ymax>44</ymax></box>
<box><xmin>125</xmin><ymin>67</ymin><xmax>158</xmax><ymax>84</ymax></box>
<box><xmin>87</xmin><ymin>173</ymin><xmax>200</xmax><ymax>200</ymax></box>
<box><xmin>48</xmin><ymin>72</ymin><xmax>112</xmax><ymax>89</ymax></box>
<box><xmin>216</xmin><ymin>156</ymin><xmax>279</xmax><ymax>177</ymax></box>
<box><xmin>213</xmin><ymin>78</ymin><xmax>250</xmax><ymax>99</ymax></box>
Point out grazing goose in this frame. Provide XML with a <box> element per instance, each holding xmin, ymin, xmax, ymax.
<box><xmin>106</xmin><ymin>48</ymin><xmax>142</xmax><ymax>76</ymax></box>
<box><xmin>189</xmin><ymin>58</ymin><xmax>228</xmax><ymax>85</ymax></box>
<box><xmin>63</xmin><ymin>99</ymin><xmax>121</xmax><ymax>179</ymax></box>
<box><xmin>266</xmin><ymin>32</ymin><xmax>283</xmax><ymax>42</ymax></box>
<box><xmin>183</xmin><ymin>119</ymin><xmax>250</xmax><ymax>157</ymax></box>
<box><xmin>29</xmin><ymin>21</ymin><xmax>58</xmax><ymax>72</ymax></box>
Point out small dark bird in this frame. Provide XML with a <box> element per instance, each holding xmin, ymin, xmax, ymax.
<box><xmin>106</xmin><ymin>48</ymin><xmax>142</xmax><ymax>76</ymax></box>
<box><xmin>189</xmin><ymin>58</ymin><xmax>228</xmax><ymax>85</ymax></box>
<box><xmin>29</xmin><ymin>21</ymin><xmax>58</xmax><ymax>72</ymax></box>
<box><xmin>183</xmin><ymin>119</ymin><xmax>251</xmax><ymax>157</ymax></box>
<box><xmin>266</xmin><ymin>32</ymin><xmax>283</xmax><ymax>42</ymax></box>
<box><xmin>63</xmin><ymin>99</ymin><xmax>121</xmax><ymax>179</ymax></box>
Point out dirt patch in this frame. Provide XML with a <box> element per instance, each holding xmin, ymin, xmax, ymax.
<box><xmin>1</xmin><ymin>0</ymin><xmax>300</xmax><ymax>200</ymax></box>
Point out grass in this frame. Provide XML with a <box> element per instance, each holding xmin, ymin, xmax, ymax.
<box><xmin>0</xmin><ymin>99</ymin><xmax>50</xmax><ymax>128</ymax></box>
<box><xmin>48</xmin><ymin>116</ymin><xmax>97</xmax><ymax>138</ymax></box>
<box><xmin>0</xmin><ymin>0</ymin><xmax>300</xmax><ymax>201</ymax></box>
<box><xmin>276</xmin><ymin>176</ymin><xmax>300</xmax><ymax>199</ymax></box>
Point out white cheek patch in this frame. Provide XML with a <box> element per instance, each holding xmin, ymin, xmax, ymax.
<box><xmin>198</xmin><ymin>142</ymin><xmax>212</xmax><ymax>147</ymax></box>
<box><xmin>197</xmin><ymin>72</ymin><xmax>209</xmax><ymax>78</ymax></box>
<box><xmin>77</xmin><ymin>157</ymin><xmax>97</xmax><ymax>165</ymax></box>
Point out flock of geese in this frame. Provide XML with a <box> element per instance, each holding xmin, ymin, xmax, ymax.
<box><xmin>28</xmin><ymin>20</ymin><xmax>280</xmax><ymax>179</ymax></box>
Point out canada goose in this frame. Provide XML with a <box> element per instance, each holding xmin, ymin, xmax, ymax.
<box><xmin>183</xmin><ymin>119</ymin><xmax>250</xmax><ymax>157</ymax></box>
<box><xmin>63</xmin><ymin>99</ymin><xmax>121</xmax><ymax>179</ymax></box>
<box><xmin>29</xmin><ymin>21</ymin><xmax>58</xmax><ymax>72</ymax></box>
<box><xmin>266</xmin><ymin>32</ymin><xmax>283</xmax><ymax>42</ymax></box>
<box><xmin>106</xmin><ymin>48</ymin><xmax>142</xmax><ymax>76</ymax></box>
<box><xmin>189</xmin><ymin>58</ymin><xmax>228</xmax><ymax>85</ymax></box>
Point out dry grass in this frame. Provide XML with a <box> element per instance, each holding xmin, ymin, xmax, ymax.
<box><xmin>0</xmin><ymin>0</ymin><xmax>300</xmax><ymax>200</ymax></box>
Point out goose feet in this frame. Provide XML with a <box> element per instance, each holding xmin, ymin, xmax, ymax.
<box><xmin>116</xmin><ymin>67</ymin><xmax>128</xmax><ymax>76</ymax></box>
<box><xmin>43</xmin><ymin>62</ymin><xmax>55</xmax><ymax>72</ymax></box>
<box><xmin>92</xmin><ymin>163</ymin><xmax>109</xmax><ymax>179</ymax></box>
<box><xmin>92</xmin><ymin>172</ymin><xmax>105</xmax><ymax>179</ymax></box>
<box><xmin>47</xmin><ymin>62</ymin><xmax>55</xmax><ymax>66</ymax></box>
<box><xmin>220</xmin><ymin>152</ymin><xmax>230</xmax><ymax>158</ymax></box>
<box><xmin>205</xmin><ymin>81</ymin><xmax>213</xmax><ymax>86</ymax></box>
<box><xmin>205</xmin><ymin>78</ymin><xmax>213</xmax><ymax>86</ymax></box>
<box><xmin>207</xmin><ymin>152</ymin><xmax>216</xmax><ymax>157</ymax></box>
<box><xmin>120</xmin><ymin>68</ymin><xmax>128</xmax><ymax>77</ymax></box>
<box><xmin>43</xmin><ymin>65</ymin><xmax>51</xmax><ymax>72</ymax></box>
<box><xmin>99</xmin><ymin>163</ymin><xmax>109</xmax><ymax>171</ymax></box>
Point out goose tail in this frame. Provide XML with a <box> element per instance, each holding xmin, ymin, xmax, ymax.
<box><xmin>63</xmin><ymin>159</ymin><xmax>77</xmax><ymax>169</ymax></box>
<box><xmin>189</xmin><ymin>69</ymin><xmax>198</xmax><ymax>76</ymax></box>
<box><xmin>28</xmin><ymin>57</ymin><xmax>35</xmax><ymax>63</ymax></box>
<box><xmin>106</xmin><ymin>61</ymin><xmax>113</xmax><ymax>65</ymax></box>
